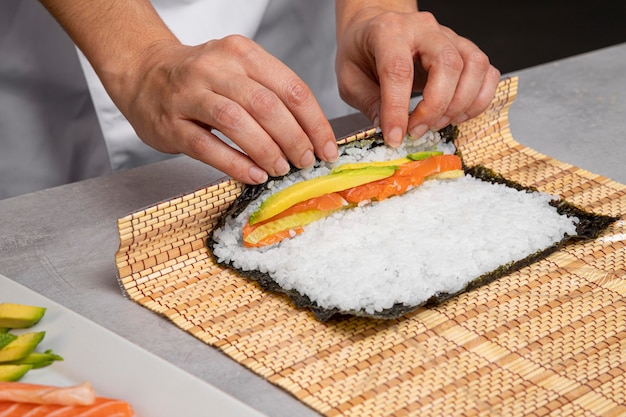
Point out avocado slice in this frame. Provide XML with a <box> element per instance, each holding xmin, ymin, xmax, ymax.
<box><xmin>0</xmin><ymin>364</ymin><xmax>33</xmax><ymax>382</ymax></box>
<box><xmin>331</xmin><ymin>157</ymin><xmax>411</xmax><ymax>174</ymax></box>
<box><xmin>331</xmin><ymin>151</ymin><xmax>444</xmax><ymax>174</ymax></box>
<box><xmin>406</xmin><ymin>150</ymin><xmax>443</xmax><ymax>161</ymax></box>
<box><xmin>0</xmin><ymin>333</ymin><xmax>17</xmax><ymax>350</ymax></box>
<box><xmin>0</xmin><ymin>303</ymin><xmax>46</xmax><ymax>328</ymax></box>
<box><xmin>245</xmin><ymin>206</ymin><xmax>347</xmax><ymax>247</ymax></box>
<box><xmin>425</xmin><ymin>169</ymin><xmax>465</xmax><ymax>180</ymax></box>
<box><xmin>4</xmin><ymin>349</ymin><xmax>63</xmax><ymax>369</ymax></box>
<box><xmin>0</xmin><ymin>331</ymin><xmax>45</xmax><ymax>362</ymax></box>
<box><xmin>249</xmin><ymin>165</ymin><xmax>397</xmax><ymax>225</ymax></box>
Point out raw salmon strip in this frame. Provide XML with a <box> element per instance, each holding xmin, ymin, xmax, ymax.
<box><xmin>0</xmin><ymin>382</ymin><xmax>95</xmax><ymax>406</ymax></box>
<box><xmin>0</xmin><ymin>397</ymin><xmax>134</xmax><ymax>416</ymax></box>
<box><xmin>0</xmin><ymin>382</ymin><xmax>134</xmax><ymax>416</ymax></box>
<box><xmin>0</xmin><ymin>402</ymin><xmax>56</xmax><ymax>416</ymax></box>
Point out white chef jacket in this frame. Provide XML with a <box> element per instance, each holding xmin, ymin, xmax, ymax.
<box><xmin>0</xmin><ymin>0</ymin><xmax>353</xmax><ymax>199</ymax></box>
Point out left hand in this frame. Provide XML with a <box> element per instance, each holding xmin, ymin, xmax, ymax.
<box><xmin>335</xmin><ymin>5</ymin><xmax>501</xmax><ymax>147</ymax></box>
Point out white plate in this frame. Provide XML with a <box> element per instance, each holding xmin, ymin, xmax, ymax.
<box><xmin>0</xmin><ymin>274</ymin><xmax>266</xmax><ymax>417</ymax></box>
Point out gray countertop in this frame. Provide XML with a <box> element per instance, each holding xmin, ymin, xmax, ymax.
<box><xmin>1</xmin><ymin>43</ymin><xmax>625</xmax><ymax>416</ymax></box>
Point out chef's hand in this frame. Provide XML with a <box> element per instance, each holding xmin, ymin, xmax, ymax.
<box><xmin>40</xmin><ymin>0</ymin><xmax>338</xmax><ymax>185</ymax></box>
<box><xmin>335</xmin><ymin>1</ymin><xmax>501</xmax><ymax>147</ymax></box>
<box><xmin>118</xmin><ymin>38</ymin><xmax>338</xmax><ymax>184</ymax></box>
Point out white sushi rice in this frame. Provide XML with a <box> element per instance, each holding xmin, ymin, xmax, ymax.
<box><xmin>211</xmin><ymin>135</ymin><xmax>579</xmax><ymax>314</ymax></box>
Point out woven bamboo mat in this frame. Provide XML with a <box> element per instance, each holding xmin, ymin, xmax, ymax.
<box><xmin>115</xmin><ymin>77</ymin><xmax>626</xmax><ymax>417</ymax></box>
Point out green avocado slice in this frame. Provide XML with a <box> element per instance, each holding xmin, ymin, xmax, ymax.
<box><xmin>406</xmin><ymin>150</ymin><xmax>443</xmax><ymax>161</ymax></box>
<box><xmin>0</xmin><ymin>364</ymin><xmax>33</xmax><ymax>382</ymax></box>
<box><xmin>0</xmin><ymin>331</ymin><xmax>45</xmax><ymax>362</ymax></box>
<box><xmin>4</xmin><ymin>349</ymin><xmax>63</xmax><ymax>369</ymax></box>
<box><xmin>0</xmin><ymin>303</ymin><xmax>46</xmax><ymax>328</ymax></box>
<box><xmin>0</xmin><ymin>333</ymin><xmax>17</xmax><ymax>350</ymax></box>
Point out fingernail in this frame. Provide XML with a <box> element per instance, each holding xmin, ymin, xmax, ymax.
<box><xmin>386</xmin><ymin>127</ymin><xmax>404</xmax><ymax>147</ymax></box>
<box><xmin>249</xmin><ymin>166</ymin><xmax>268</xmax><ymax>184</ymax></box>
<box><xmin>274</xmin><ymin>157</ymin><xmax>291</xmax><ymax>176</ymax></box>
<box><xmin>409</xmin><ymin>124</ymin><xmax>428</xmax><ymax>139</ymax></box>
<box><xmin>323</xmin><ymin>140</ymin><xmax>338</xmax><ymax>162</ymax></box>
<box><xmin>300</xmin><ymin>149</ymin><xmax>315</xmax><ymax>167</ymax></box>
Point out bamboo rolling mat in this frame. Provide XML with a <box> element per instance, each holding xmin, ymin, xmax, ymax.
<box><xmin>115</xmin><ymin>77</ymin><xmax>626</xmax><ymax>416</ymax></box>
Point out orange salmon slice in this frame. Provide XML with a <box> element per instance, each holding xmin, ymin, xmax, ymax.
<box><xmin>0</xmin><ymin>397</ymin><xmax>134</xmax><ymax>416</ymax></box>
<box><xmin>0</xmin><ymin>382</ymin><xmax>134</xmax><ymax>417</ymax></box>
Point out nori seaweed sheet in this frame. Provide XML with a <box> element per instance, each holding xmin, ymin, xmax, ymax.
<box><xmin>207</xmin><ymin>128</ymin><xmax>620</xmax><ymax>322</ymax></box>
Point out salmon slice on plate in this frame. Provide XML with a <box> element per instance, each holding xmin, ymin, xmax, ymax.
<box><xmin>0</xmin><ymin>382</ymin><xmax>134</xmax><ymax>416</ymax></box>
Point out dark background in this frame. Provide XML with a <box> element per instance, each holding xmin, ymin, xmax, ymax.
<box><xmin>418</xmin><ymin>0</ymin><xmax>626</xmax><ymax>73</ymax></box>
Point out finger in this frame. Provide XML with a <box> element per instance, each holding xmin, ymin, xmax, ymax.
<box><xmin>455</xmin><ymin>64</ymin><xmax>501</xmax><ymax>123</ymax></box>
<box><xmin>407</xmin><ymin>41</ymin><xmax>464</xmax><ymax>138</ymax></box>
<box><xmin>376</xmin><ymin>53</ymin><xmax>415</xmax><ymax>147</ymax></box>
<box><xmin>369</xmin><ymin>31</ymin><xmax>415</xmax><ymax>147</ymax></box>
<box><xmin>239</xmin><ymin>45</ymin><xmax>339</xmax><ymax>164</ymax></box>
<box><xmin>436</xmin><ymin>31</ymin><xmax>493</xmax><ymax>126</ymax></box>
<box><xmin>220</xmin><ymin>73</ymin><xmax>320</xmax><ymax>169</ymax></box>
<box><xmin>271</xmin><ymin>75</ymin><xmax>339</xmax><ymax>164</ymax></box>
<box><xmin>187</xmin><ymin>89</ymin><xmax>291</xmax><ymax>178</ymax></box>
<box><xmin>175</xmin><ymin>120</ymin><xmax>270</xmax><ymax>184</ymax></box>
<box><xmin>336</xmin><ymin>60</ymin><xmax>383</xmax><ymax>126</ymax></box>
